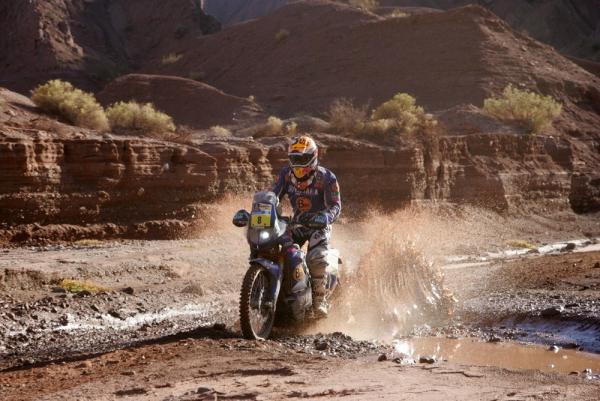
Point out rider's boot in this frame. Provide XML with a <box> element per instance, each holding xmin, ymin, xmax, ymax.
<box><xmin>311</xmin><ymin>278</ymin><xmax>329</xmax><ymax>318</ymax></box>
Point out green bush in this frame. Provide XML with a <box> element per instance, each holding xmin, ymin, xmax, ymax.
<box><xmin>483</xmin><ymin>84</ymin><xmax>562</xmax><ymax>133</ymax></box>
<box><xmin>31</xmin><ymin>80</ymin><xmax>109</xmax><ymax>131</ymax></box>
<box><xmin>106</xmin><ymin>101</ymin><xmax>175</xmax><ymax>134</ymax></box>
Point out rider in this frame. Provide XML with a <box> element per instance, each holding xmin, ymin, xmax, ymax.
<box><xmin>271</xmin><ymin>135</ymin><xmax>341</xmax><ymax>317</ymax></box>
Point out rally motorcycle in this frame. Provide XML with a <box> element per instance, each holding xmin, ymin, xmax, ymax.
<box><xmin>233</xmin><ymin>191</ymin><xmax>340</xmax><ymax>340</ymax></box>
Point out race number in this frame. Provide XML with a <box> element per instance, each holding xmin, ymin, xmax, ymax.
<box><xmin>250</xmin><ymin>203</ymin><xmax>273</xmax><ymax>228</ymax></box>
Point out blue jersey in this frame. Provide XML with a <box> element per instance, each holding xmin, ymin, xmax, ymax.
<box><xmin>271</xmin><ymin>165</ymin><xmax>341</xmax><ymax>225</ymax></box>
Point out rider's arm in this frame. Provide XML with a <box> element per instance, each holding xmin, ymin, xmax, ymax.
<box><xmin>271</xmin><ymin>167</ymin><xmax>288</xmax><ymax>201</ymax></box>
<box><xmin>323</xmin><ymin>173</ymin><xmax>341</xmax><ymax>224</ymax></box>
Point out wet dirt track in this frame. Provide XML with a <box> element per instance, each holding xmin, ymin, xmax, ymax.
<box><xmin>2</xmin><ymin>209</ymin><xmax>600</xmax><ymax>399</ymax></box>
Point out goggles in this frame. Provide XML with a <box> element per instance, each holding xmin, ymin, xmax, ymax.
<box><xmin>289</xmin><ymin>152</ymin><xmax>315</xmax><ymax>167</ymax></box>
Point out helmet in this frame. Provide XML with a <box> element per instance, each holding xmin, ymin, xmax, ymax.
<box><xmin>288</xmin><ymin>136</ymin><xmax>318</xmax><ymax>180</ymax></box>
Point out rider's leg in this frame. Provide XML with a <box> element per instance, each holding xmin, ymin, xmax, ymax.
<box><xmin>306</xmin><ymin>226</ymin><xmax>332</xmax><ymax>316</ymax></box>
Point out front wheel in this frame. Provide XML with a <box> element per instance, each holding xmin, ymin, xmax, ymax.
<box><xmin>240</xmin><ymin>264</ymin><xmax>275</xmax><ymax>340</ymax></box>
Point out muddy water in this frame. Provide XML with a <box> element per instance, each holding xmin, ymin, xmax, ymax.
<box><xmin>395</xmin><ymin>337</ymin><xmax>600</xmax><ymax>374</ymax></box>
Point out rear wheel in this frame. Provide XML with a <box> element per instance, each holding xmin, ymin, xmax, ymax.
<box><xmin>240</xmin><ymin>264</ymin><xmax>275</xmax><ymax>340</ymax></box>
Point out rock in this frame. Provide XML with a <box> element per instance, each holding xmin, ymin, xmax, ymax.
<box><xmin>90</xmin><ymin>304</ymin><xmax>101</xmax><ymax>312</ymax></box>
<box><xmin>77</xmin><ymin>361</ymin><xmax>92</xmax><ymax>368</ymax></box>
<box><xmin>563</xmin><ymin>243</ymin><xmax>576</xmax><ymax>251</ymax></box>
<box><xmin>314</xmin><ymin>340</ymin><xmax>328</xmax><ymax>351</ymax></box>
<box><xmin>377</xmin><ymin>353</ymin><xmax>387</xmax><ymax>362</ymax></box>
<box><xmin>419</xmin><ymin>355</ymin><xmax>436</xmax><ymax>364</ymax></box>
<box><xmin>540</xmin><ymin>306</ymin><xmax>564</xmax><ymax>318</ymax></box>
<box><xmin>487</xmin><ymin>336</ymin><xmax>502</xmax><ymax>343</ymax></box>
<box><xmin>548</xmin><ymin>345</ymin><xmax>559</xmax><ymax>353</ymax></box>
<box><xmin>569</xmin><ymin>371</ymin><xmax>579</xmax><ymax>376</ymax></box>
<box><xmin>121</xmin><ymin>287</ymin><xmax>135</xmax><ymax>295</ymax></box>
<box><xmin>593</xmin><ymin>262</ymin><xmax>600</xmax><ymax>269</ymax></box>
<box><xmin>212</xmin><ymin>323</ymin><xmax>226</xmax><ymax>331</ymax></box>
<box><xmin>121</xmin><ymin>370</ymin><xmax>136</xmax><ymax>376</ymax></box>
<box><xmin>582</xmin><ymin>368</ymin><xmax>593</xmax><ymax>375</ymax></box>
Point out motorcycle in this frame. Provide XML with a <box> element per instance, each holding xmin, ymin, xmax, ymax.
<box><xmin>233</xmin><ymin>191</ymin><xmax>340</xmax><ymax>340</ymax></box>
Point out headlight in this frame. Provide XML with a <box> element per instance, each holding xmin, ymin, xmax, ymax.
<box><xmin>259</xmin><ymin>231</ymin><xmax>270</xmax><ymax>241</ymax></box>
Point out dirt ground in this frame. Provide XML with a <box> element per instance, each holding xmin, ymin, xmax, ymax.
<box><xmin>2</xmin><ymin>331</ymin><xmax>600</xmax><ymax>401</ymax></box>
<box><xmin>2</xmin><ymin>207</ymin><xmax>600</xmax><ymax>400</ymax></box>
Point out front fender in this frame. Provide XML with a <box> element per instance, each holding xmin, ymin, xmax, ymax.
<box><xmin>250</xmin><ymin>258</ymin><xmax>282</xmax><ymax>304</ymax></box>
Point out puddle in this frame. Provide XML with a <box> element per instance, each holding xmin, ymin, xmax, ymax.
<box><xmin>50</xmin><ymin>303</ymin><xmax>215</xmax><ymax>333</ymax></box>
<box><xmin>394</xmin><ymin>337</ymin><xmax>600</xmax><ymax>375</ymax></box>
<box><xmin>444</xmin><ymin>237</ymin><xmax>600</xmax><ymax>267</ymax></box>
<box><xmin>499</xmin><ymin>317</ymin><xmax>600</xmax><ymax>353</ymax></box>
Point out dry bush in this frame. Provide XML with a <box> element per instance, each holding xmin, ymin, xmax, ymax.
<box><xmin>327</xmin><ymin>98</ymin><xmax>368</xmax><ymax>135</ymax></box>
<box><xmin>483</xmin><ymin>84</ymin><xmax>562</xmax><ymax>133</ymax></box>
<box><xmin>348</xmin><ymin>0</ymin><xmax>379</xmax><ymax>10</ymax></box>
<box><xmin>275</xmin><ymin>29</ymin><xmax>290</xmax><ymax>42</ymax></box>
<box><xmin>371</xmin><ymin>93</ymin><xmax>435</xmax><ymax>133</ymax></box>
<box><xmin>161</xmin><ymin>52</ymin><xmax>183</xmax><ymax>65</ymax></box>
<box><xmin>388</xmin><ymin>10</ymin><xmax>409</xmax><ymax>18</ymax></box>
<box><xmin>253</xmin><ymin>116</ymin><xmax>298</xmax><ymax>138</ymax></box>
<box><xmin>31</xmin><ymin>80</ymin><xmax>109</xmax><ymax>131</ymax></box>
<box><xmin>188</xmin><ymin>70</ymin><xmax>205</xmax><ymax>81</ymax></box>
<box><xmin>266</xmin><ymin>116</ymin><xmax>283</xmax><ymax>134</ymax></box>
<box><xmin>209</xmin><ymin>125</ymin><xmax>232</xmax><ymax>136</ymax></box>
<box><xmin>59</xmin><ymin>279</ymin><xmax>107</xmax><ymax>294</ymax></box>
<box><xmin>327</xmin><ymin>94</ymin><xmax>437</xmax><ymax>139</ymax></box>
<box><xmin>507</xmin><ymin>239</ymin><xmax>537</xmax><ymax>250</ymax></box>
<box><xmin>106</xmin><ymin>101</ymin><xmax>176</xmax><ymax>134</ymax></box>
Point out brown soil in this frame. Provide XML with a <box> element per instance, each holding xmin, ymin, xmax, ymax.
<box><xmin>97</xmin><ymin>74</ymin><xmax>263</xmax><ymax>129</ymax></box>
<box><xmin>2</xmin><ymin>334</ymin><xmax>599</xmax><ymax>401</ymax></box>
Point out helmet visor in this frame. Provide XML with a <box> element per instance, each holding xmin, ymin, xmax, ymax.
<box><xmin>289</xmin><ymin>153</ymin><xmax>314</xmax><ymax>167</ymax></box>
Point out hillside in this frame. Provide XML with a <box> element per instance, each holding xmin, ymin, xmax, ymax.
<box><xmin>0</xmin><ymin>0</ymin><xmax>220</xmax><ymax>93</ymax></box>
<box><xmin>151</xmin><ymin>1</ymin><xmax>600</xmax><ymax>137</ymax></box>
<box><xmin>202</xmin><ymin>0</ymin><xmax>600</xmax><ymax>62</ymax></box>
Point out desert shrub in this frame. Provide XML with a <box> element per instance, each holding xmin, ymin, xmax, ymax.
<box><xmin>388</xmin><ymin>10</ymin><xmax>409</xmax><ymax>18</ymax></box>
<box><xmin>327</xmin><ymin>93</ymin><xmax>437</xmax><ymax>139</ymax></box>
<box><xmin>188</xmin><ymin>71</ymin><xmax>205</xmax><ymax>82</ymax></box>
<box><xmin>161</xmin><ymin>52</ymin><xmax>183</xmax><ymax>65</ymax></box>
<box><xmin>370</xmin><ymin>93</ymin><xmax>437</xmax><ymax>136</ymax></box>
<box><xmin>106</xmin><ymin>101</ymin><xmax>175</xmax><ymax>134</ymax></box>
<box><xmin>483</xmin><ymin>84</ymin><xmax>562</xmax><ymax>133</ymax></box>
<box><xmin>348</xmin><ymin>0</ymin><xmax>379</xmax><ymax>10</ymax></box>
<box><xmin>209</xmin><ymin>125</ymin><xmax>231</xmax><ymax>136</ymax></box>
<box><xmin>31</xmin><ymin>80</ymin><xmax>109</xmax><ymax>131</ymax></box>
<box><xmin>286</xmin><ymin>121</ymin><xmax>298</xmax><ymax>136</ymax></box>
<box><xmin>59</xmin><ymin>279</ymin><xmax>107</xmax><ymax>294</ymax></box>
<box><xmin>327</xmin><ymin>98</ymin><xmax>368</xmax><ymax>134</ymax></box>
<box><xmin>275</xmin><ymin>29</ymin><xmax>290</xmax><ymax>42</ymax></box>
<box><xmin>266</xmin><ymin>116</ymin><xmax>283</xmax><ymax>135</ymax></box>
<box><xmin>253</xmin><ymin>116</ymin><xmax>298</xmax><ymax>138</ymax></box>
<box><xmin>507</xmin><ymin>239</ymin><xmax>537</xmax><ymax>250</ymax></box>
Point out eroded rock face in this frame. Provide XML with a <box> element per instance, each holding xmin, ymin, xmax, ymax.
<box><xmin>0</xmin><ymin>136</ymin><xmax>217</xmax><ymax>226</ymax></box>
